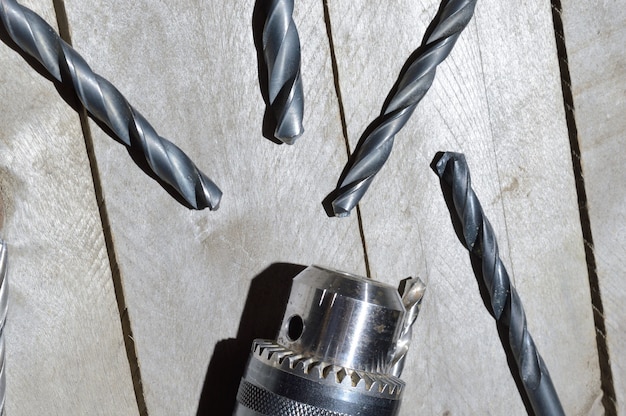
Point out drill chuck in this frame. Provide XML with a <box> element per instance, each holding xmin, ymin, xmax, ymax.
<box><xmin>234</xmin><ymin>265</ymin><xmax>422</xmax><ymax>416</ymax></box>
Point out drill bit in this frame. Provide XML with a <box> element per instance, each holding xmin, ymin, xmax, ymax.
<box><xmin>435</xmin><ymin>152</ymin><xmax>565</xmax><ymax>416</ymax></box>
<box><xmin>330</xmin><ymin>0</ymin><xmax>477</xmax><ymax>217</ymax></box>
<box><xmin>262</xmin><ymin>0</ymin><xmax>304</xmax><ymax>144</ymax></box>
<box><xmin>390</xmin><ymin>277</ymin><xmax>426</xmax><ymax>377</ymax></box>
<box><xmin>0</xmin><ymin>240</ymin><xmax>8</xmax><ymax>415</ymax></box>
<box><xmin>0</xmin><ymin>0</ymin><xmax>222</xmax><ymax>210</ymax></box>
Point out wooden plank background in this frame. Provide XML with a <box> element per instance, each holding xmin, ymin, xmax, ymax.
<box><xmin>0</xmin><ymin>0</ymin><xmax>622</xmax><ymax>415</ymax></box>
<box><xmin>560</xmin><ymin>0</ymin><xmax>626</xmax><ymax>413</ymax></box>
<box><xmin>0</xmin><ymin>1</ymin><xmax>139</xmax><ymax>414</ymax></box>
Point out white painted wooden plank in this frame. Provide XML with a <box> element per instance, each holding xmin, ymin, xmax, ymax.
<box><xmin>62</xmin><ymin>1</ymin><xmax>366</xmax><ymax>415</ymax></box>
<box><xmin>0</xmin><ymin>1</ymin><xmax>139</xmax><ymax>414</ymax></box>
<box><xmin>561</xmin><ymin>0</ymin><xmax>626</xmax><ymax>412</ymax></box>
<box><xmin>326</xmin><ymin>0</ymin><xmax>602</xmax><ymax>414</ymax></box>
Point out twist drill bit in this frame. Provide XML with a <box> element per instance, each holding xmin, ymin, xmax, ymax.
<box><xmin>0</xmin><ymin>240</ymin><xmax>8</xmax><ymax>415</ymax></box>
<box><xmin>390</xmin><ymin>277</ymin><xmax>426</xmax><ymax>377</ymax></box>
<box><xmin>0</xmin><ymin>0</ymin><xmax>222</xmax><ymax>210</ymax></box>
<box><xmin>262</xmin><ymin>0</ymin><xmax>304</xmax><ymax>144</ymax></box>
<box><xmin>435</xmin><ymin>152</ymin><xmax>565</xmax><ymax>416</ymax></box>
<box><xmin>330</xmin><ymin>0</ymin><xmax>477</xmax><ymax>217</ymax></box>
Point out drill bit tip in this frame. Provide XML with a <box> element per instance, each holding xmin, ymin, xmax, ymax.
<box><xmin>278</xmin><ymin>130</ymin><xmax>303</xmax><ymax>145</ymax></box>
<box><xmin>402</xmin><ymin>277</ymin><xmax>427</xmax><ymax>308</ymax></box>
<box><xmin>435</xmin><ymin>151</ymin><xmax>464</xmax><ymax>176</ymax></box>
<box><xmin>331</xmin><ymin>206</ymin><xmax>351</xmax><ymax>218</ymax></box>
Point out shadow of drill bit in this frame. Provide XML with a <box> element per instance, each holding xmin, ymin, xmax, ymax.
<box><xmin>431</xmin><ymin>152</ymin><xmax>536</xmax><ymax>416</ymax></box>
<box><xmin>196</xmin><ymin>263</ymin><xmax>306</xmax><ymax>416</ymax></box>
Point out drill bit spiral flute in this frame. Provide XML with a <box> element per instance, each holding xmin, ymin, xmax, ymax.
<box><xmin>261</xmin><ymin>0</ymin><xmax>304</xmax><ymax>144</ymax></box>
<box><xmin>435</xmin><ymin>152</ymin><xmax>565</xmax><ymax>416</ymax></box>
<box><xmin>390</xmin><ymin>277</ymin><xmax>426</xmax><ymax>377</ymax></box>
<box><xmin>0</xmin><ymin>241</ymin><xmax>8</xmax><ymax>415</ymax></box>
<box><xmin>331</xmin><ymin>0</ymin><xmax>477</xmax><ymax>217</ymax></box>
<box><xmin>0</xmin><ymin>0</ymin><xmax>222</xmax><ymax>210</ymax></box>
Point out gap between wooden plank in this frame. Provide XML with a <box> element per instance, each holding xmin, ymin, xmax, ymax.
<box><xmin>321</xmin><ymin>0</ymin><xmax>371</xmax><ymax>278</ymax></box>
<box><xmin>550</xmin><ymin>2</ymin><xmax>617</xmax><ymax>414</ymax></box>
<box><xmin>51</xmin><ymin>1</ymin><xmax>148</xmax><ymax>414</ymax></box>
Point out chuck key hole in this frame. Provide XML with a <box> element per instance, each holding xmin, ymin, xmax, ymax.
<box><xmin>286</xmin><ymin>315</ymin><xmax>304</xmax><ymax>341</ymax></box>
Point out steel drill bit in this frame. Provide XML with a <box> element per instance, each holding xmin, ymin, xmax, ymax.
<box><xmin>330</xmin><ymin>0</ymin><xmax>477</xmax><ymax>217</ymax></box>
<box><xmin>0</xmin><ymin>240</ymin><xmax>8</xmax><ymax>415</ymax></box>
<box><xmin>390</xmin><ymin>277</ymin><xmax>426</xmax><ymax>377</ymax></box>
<box><xmin>262</xmin><ymin>0</ymin><xmax>304</xmax><ymax>144</ymax></box>
<box><xmin>435</xmin><ymin>152</ymin><xmax>565</xmax><ymax>416</ymax></box>
<box><xmin>0</xmin><ymin>0</ymin><xmax>222</xmax><ymax>210</ymax></box>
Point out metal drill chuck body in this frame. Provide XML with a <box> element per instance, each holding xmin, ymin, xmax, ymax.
<box><xmin>235</xmin><ymin>266</ymin><xmax>424</xmax><ymax>416</ymax></box>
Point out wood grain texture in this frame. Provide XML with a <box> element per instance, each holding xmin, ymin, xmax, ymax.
<box><xmin>561</xmin><ymin>0</ymin><xmax>626</xmax><ymax>411</ymax></box>
<box><xmin>326</xmin><ymin>0</ymin><xmax>602</xmax><ymax>414</ymax></box>
<box><xmin>62</xmin><ymin>0</ymin><xmax>366</xmax><ymax>415</ymax></box>
<box><xmin>0</xmin><ymin>1</ymin><xmax>139</xmax><ymax>414</ymax></box>
<box><xmin>4</xmin><ymin>0</ymin><xmax>611</xmax><ymax>414</ymax></box>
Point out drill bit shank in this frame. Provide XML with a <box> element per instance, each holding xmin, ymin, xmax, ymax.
<box><xmin>0</xmin><ymin>0</ymin><xmax>222</xmax><ymax>210</ymax></box>
<box><xmin>435</xmin><ymin>152</ymin><xmax>565</xmax><ymax>416</ymax></box>
<box><xmin>262</xmin><ymin>0</ymin><xmax>304</xmax><ymax>144</ymax></box>
<box><xmin>331</xmin><ymin>0</ymin><xmax>477</xmax><ymax>216</ymax></box>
